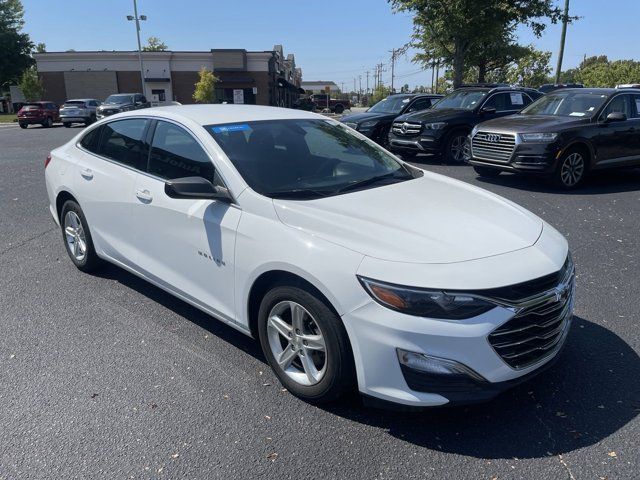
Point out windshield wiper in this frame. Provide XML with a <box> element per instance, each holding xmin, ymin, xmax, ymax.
<box><xmin>337</xmin><ymin>171</ymin><xmax>410</xmax><ymax>193</ymax></box>
<box><xmin>268</xmin><ymin>188</ymin><xmax>336</xmax><ymax>199</ymax></box>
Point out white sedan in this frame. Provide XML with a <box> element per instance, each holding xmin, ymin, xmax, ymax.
<box><xmin>45</xmin><ymin>105</ymin><xmax>574</xmax><ymax>407</ymax></box>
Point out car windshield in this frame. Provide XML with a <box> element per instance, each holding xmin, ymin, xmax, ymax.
<box><xmin>521</xmin><ymin>91</ymin><xmax>609</xmax><ymax>117</ymax></box>
<box><xmin>432</xmin><ymin>90</ymin><xmax>487</xmax><ymax>110</ymax></box>
<box><xmin>63</xmin><ymin>101</ymin><xmax>85</xmax><ymax>107</ymax></box>
<box><xmin>206</xmin><ymin>119</ymin><xmax>416</xmax><ymax>199</ymax></box>
<box><xmin>104</xmin><ymin>95</ymin><xmax>134</xmax><ymax>104</ymax></box>
<box><xmin>368</xmin><ymin>96</ymin><xmax>412</xmax><ymax>114</ymax></box>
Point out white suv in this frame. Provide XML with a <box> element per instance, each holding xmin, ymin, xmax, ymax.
<box><xmin>44</xmin><ymin>105</ymin><xmax>574</xmax><ymax>408</ymax></box>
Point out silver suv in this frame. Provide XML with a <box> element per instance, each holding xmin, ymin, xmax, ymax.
<box><xmin>60</xmin><ymin>99</ymin><xmax>101</xmax><ymax>127</ymax></box>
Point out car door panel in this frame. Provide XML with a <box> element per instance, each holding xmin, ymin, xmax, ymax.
<box><xmin>593</xmin><ymin>94</ymin><xmax>635</xmax><ymax>165</ymax></box>
<box><xmin>132</xmin><ymin>120</ymin><xmax>241</xmax><ymax>322</ymax></box>
<box><xmin>73</xmin><ymin>119</ymin><xmax>149</xmax><ymax>266</ymax></box>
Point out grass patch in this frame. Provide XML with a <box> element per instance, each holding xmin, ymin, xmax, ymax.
<box><xmin>0</xmin><ymin>113</ymin><xmax>17</xmax><ymax>123</ymax></box>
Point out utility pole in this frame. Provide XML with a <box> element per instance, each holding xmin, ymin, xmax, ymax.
<box><xmin>126</xmin><ymin>0</ymin><xmax>147</xmax><ymax>96</ymax></box>
<box><xmin>365</xmin><ymin>70</ymin><xmax>370</xmax><ymax>94</ymax></box>
<box><xmin>430</xmin><ymin>61</ymin><xmax>435</xmax><ymax>93</ymax></box>
<box><xmin>434</xmin><ymin>60</ymin><xmax>440</xmax><ymax>94</ymax></box>
<box><xmin>555</xmin><ymin>0</ymin><xmax>570</xmax><ymax>84</ymax></box>
<box><xmin>353</xmin><ymin>78</ymin><xmax>356</xmax><ymax>95</ymax></box>
<box><xmin>389</xmin><ymin>49</ymin><xmax>396</xmax><ymax>92</ymax></box>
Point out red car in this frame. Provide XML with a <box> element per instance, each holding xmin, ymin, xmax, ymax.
<box><xmin>17</xmin><ymin>101</ymin><xmax>60</xmax><ymax>128</ymax></box>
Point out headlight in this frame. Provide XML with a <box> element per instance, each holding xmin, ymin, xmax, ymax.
<box><xmin>359</xmin><ymin>120</ymin><xmax>378</xmax><ymax>128</ymax></box>
<box><xmin>358</xmin><ymin>276</ymin><xmax>496</xmax><ymax>319</ymax></box>
<box><xmin>520</xmin><ymin>132</ymin><xmax>558</xmax><ymax>143</ymax></box>
<box><xmin>423</xmin><ymin>122</ymin><xmax>446</xmax><ymax>130</ymax></box>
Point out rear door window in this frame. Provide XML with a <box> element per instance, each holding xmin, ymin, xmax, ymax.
<box><xmin>148</xmin><ymin>121</ymin><xmax>215</xmax><ymax>181</ymax></box>
<box><xmin>97</xmin><ymin>119</ymin><xmax>149</xmax><ymax>171</ymax></box>
<box><xmin>79</xmin><ymin>126</ymin><xmax>102</xmax><ymax>154</ymax></box>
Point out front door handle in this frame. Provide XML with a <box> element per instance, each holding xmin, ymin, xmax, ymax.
<box><xmin>80</xmin><ymin>168</ymin><xmax>93</xmax><ymax>180</ymax></box>
<box><xmin>136</xmin><ymin>189</ymin><xmax>153</xmax><ymax>203</ymax></box>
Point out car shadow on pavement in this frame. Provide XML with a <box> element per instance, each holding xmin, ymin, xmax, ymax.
<box><xmin>474</xmin><ymin>168</ymin><xmax>640</xmax><ymax>195</ymax></box>
<box><xmin>323</xmin><ymin>315</ymin><xmax>640</xmax><ymax>459</ymax></box>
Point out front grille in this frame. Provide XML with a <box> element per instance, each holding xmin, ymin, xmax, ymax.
<box><xmin>488</xmin><ymin>257</ymin><xmax>575</xmax><ymax>369</ymax></box>
<box><xmin>472</xmin><ymin>131</ymin><xmax>516</xmax><ymax>163</ymax></box>
<box><xmin>392</xmin><ymin>121</ymin><xmax>422</xmax><ymax>136</ymax></box>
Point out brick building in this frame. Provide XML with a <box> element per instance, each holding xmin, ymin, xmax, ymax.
<box><xmin>33</xmin><ymin>45</ymin><xmax>303</xmax><ymax>107</ymax></box>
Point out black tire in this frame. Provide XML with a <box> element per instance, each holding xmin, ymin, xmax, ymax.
<box><xmin>444</xmin><ymin>130</ymin><xmax>469</xmax><ymax>164</ymax></box>
<box><xmin>553</xmin><ymin>148</ymin><xmax>587</xmax><ymax>189</ymax></box>
<box><xmin>473</xmin><ymin>165</ymin><xmax>502</xmax><ymax>178</ymax></box>
<box><xmin>60</xmin><ymin>200</ymin><xmax>103</xmax><ymax>272</ymax></box>
<box><xmin>258</xmin><ymin>285</ymin><xmax>355</xmax><ymax>403</ymax></box>
<box><xmin>63</xmin><ymin>123</ymin><xmax>71</xmax><ymax>128</ymax></box>
<box><xmin>334</xmin><ymin>104</ymin><xmax>345</xmax><ymax>114</ymax></box>
<box><xmin>19</xmin><ymin>123</ymin><xmax>27</xmax><ymax>129</ymax></box>
<box><xmin>43</xmin><ymin>117</ymin><xmax>53</xmax><ymax>128</ymax></box>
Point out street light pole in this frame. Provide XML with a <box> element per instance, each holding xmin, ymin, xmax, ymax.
<box><xmin>127</xmin><ymin>0</ymin><xmax>147</xmax><ymax>96</ymax></box>
<box><xmin>555</xmin><ymin>0</ymin><xmax>570</xmax><ymax>84</ymax></box>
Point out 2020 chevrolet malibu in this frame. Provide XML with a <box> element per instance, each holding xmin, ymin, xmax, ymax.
<box><xmin>45</xmin><ymin>105</ymin><xmax>574</xmax><ymax>408</ymax></box>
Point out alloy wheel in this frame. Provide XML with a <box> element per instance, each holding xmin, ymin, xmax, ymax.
<box><xmin>266</xmin><ymin>300</ymin><xmax>327</xmax><ymax>386</ymax></box>
<box><xmin>450</xmin><ymin>135</ymin><xmax>466</xmax><ymax>162</ymax></box>
<box><xmin>64</xmin><ymin>211</ymin><xmax>87</xmax><ymax>261</ymax></box>
<box><xmin>560</xmin><ymin>152</ymin><xmax>585</xmax><ymax>187</ymax></box>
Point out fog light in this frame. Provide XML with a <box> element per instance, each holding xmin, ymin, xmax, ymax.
<box><xmin>396</xmin><ymin>348</ymin><xmax>485</xmax><ymax>381</ymax></box>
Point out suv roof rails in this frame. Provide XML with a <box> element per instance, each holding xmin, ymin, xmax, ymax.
<box><xmin>458</xmin><ymin>83</ymin><xmax>510</xmax><ymax>89</ymax></box>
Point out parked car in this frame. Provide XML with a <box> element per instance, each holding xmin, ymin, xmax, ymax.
<box><xmin>388</xmin><ymin>85</ymin><xmax>543</xmax><ymax>162</ymax></box>
<box><xmin>59</xmin><ymin>99</ymin><xmax>101</xmax><ymax>127</ymax></box>
<box><xmin>468</xmin><ymin>88</ymin><xmax>640</xmax><ymax>189</ymax></box>
<box><xmin>292</xmin><ymin>96</ymin><xmax>316</xmax><ymax>111</ymax></box>
<box><xmin>309</xmin><ymin>94</ymin><xmax>351</xmax><ymax>114</ymax></box>
<box><xmin>45</xmin><ymin>105</ymin><xmax>573</xmax><ymax>408</ymax></box>
<box><xmin>96</xmin><ymin>93</ymin><xmax>149</xmax><ymax>119</ymax></box>
<box><xmin>17</xmin><ymin>101</ymin><xmax>60</xmax><ymax>128</ymax></box>
<box><xmin>340</xmin><ymin>93</ymin><xmax>442</xmax><ymax>146</ymax></box>
<box><xmin>538</xmin><ymin>83</ymin><xmax>584</xmax><ymax>94</ymax></box>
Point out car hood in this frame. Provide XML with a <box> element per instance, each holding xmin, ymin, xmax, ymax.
<box><xmin>396</xmin><ymin>108</ymin><xmax>468</xmax><ymax>124</ymax></box>
<box><xmin>478</xmin><ymin>114</ymin><xmax>590</xmax><ymax>132</ymax></box>
<box><xmin>273</xmin><ymin>173</ymin><xmax>543</xmax><ymax>264</ymax></box>
<box><xmin>99</xmin><ymin>103</ymin><xmax>131</xmax><ymax>109</ymax></box>
<box><xmin>340</xmin><ymin>112</ymin><xmax>396</xmax><ymax>124</ymax></box>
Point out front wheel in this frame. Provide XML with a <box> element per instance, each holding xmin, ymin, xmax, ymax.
<box><xmin>445</xmin><ymin>131</ymin><xmax>469</xmax><ymax>164</ymax></box>
<box><xmin>19</xmin><ymin>123</ymin><xmax>27</xmax><ymax>129</ymax></box>
<box><xmin>554</xmin><ymin>150</ymin><xmax>587</xmax><ymax>189</ymax></box>
<box><xmin>258</xmin><ymin>286</ymin><xmax>355</xmax><ymax>403</ymax></box>
<box><xmin>43</xmin><ymin>117</ymin><xmax>53</xmax><ymax>128</ymax></box>
<box><xmin>473</xmin><ymin>165</ymin><xmax>502</xmax><ymax>178</ymax></box>
<box><xmin>60</xmin><ymin>200</ymin><xmax>103</xmax><ymax>272</ymax></box>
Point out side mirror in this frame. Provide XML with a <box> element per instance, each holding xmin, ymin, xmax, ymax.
<box><xmin>480</xmin><ymin>106</ymin><xmax>496</xmax><ymax>114</ymax></box>
<box><xmin>164</xmin><ymin>176</ymin><xmax>232</xmax><ymax>202</ymax></box>
<box><xmin>605</xmin><ymin>112</ymin><xmax>626</xmax><ymax>123</ymax></box>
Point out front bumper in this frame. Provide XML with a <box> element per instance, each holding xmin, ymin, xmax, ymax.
<box><xmin>469</xmin><ymin>132</ymin><xmax>562</xmax><ymax>175</ymax></box>
<box><xmin>387</xmin><ymin>131</ymin><xmax>445</xmax><ymax>155</ymax></box>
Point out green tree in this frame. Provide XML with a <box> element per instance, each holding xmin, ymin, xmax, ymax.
<box><xmin>18</xmin><ymin>66</ymin><xmax>43</xmax><ymax>101</ymax></box>
<box><xmin>142</xmin><ymin>36</ymin><xmax>168</xmax><ymax>52</ymax></box>
<box><xmin>388</xmin><ymin>0</ymin><xmax>566</xmax><ymax>88</ymax></box>
<box><xmin>368</xmin><ymin>85</ymin><xmax>392</xmax><ymax>106</ymax></box>
<box><xmin>34</xmin><ymin>42</ymin><xmax>46</xmax><ymax>53</ymax></box>
<box><xmin>575</xmin><ymin>57</ymin><xmax>640</xmax><ymax>87</ymax></box>
<box><xmin>193</xmin><ymin>67</ymin><xmax>219</xmax><ymax>103</ymax></box>
<box><xmin>506</xmin><ymin>47</ymin><xmax>552</xmax><ymax>87</ymax></box>
<box><xmin>0</xmin><ymin>0</ymin><xmax>33</xmax><ymax>88</ymax></box>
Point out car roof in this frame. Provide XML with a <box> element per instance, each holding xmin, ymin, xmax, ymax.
<box><xmin>65</xmin><ymin>98</ymin><xmax>97</xmax><ymax>102</ymax></box>
<box><xmin>554</xmin><ymin>87</ymin><xmax>635</xmax><ymax>95</ymax></box>
<box><xmin>116</xmin><ymin>104</ymin><xmax>322</xmax><ymax>125</ymax></box>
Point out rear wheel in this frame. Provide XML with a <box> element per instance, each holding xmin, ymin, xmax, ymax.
<box><xmin>60</xmin><ymin>200</ymin><xmax>102</xmax><ymax>272</ymax></box>
<box><xmin>473</xmin><ymin>165</ymin><xmax>502</xmax><ymax>178</ymax></box>
<box><xmin>445</xmin><ymin>131</ymin><xmax>469</xmax><ymax>163</ymax></box>
<box><xmin>258</xmin><ymin>285</ymin><xmax>355</xmax><ymax>403</ymax></box>
<box><xmin>43</xmin><ymin>117</ymin><xmax>53</xmax><ymax>128</ymax></box>
<box><xmin>19</xmin><ymin>123</ymin><xmax>27</xmax><ymax>129</ymax></box>
<box><xmin>554</xmin><ymin>149</ymin><xmax>587</xmax><ymax>189</ymax></box>
<box><xmin>334</xmin><ymin>104</ymin><xmax>345</xmax><ymax>114</ymax></box>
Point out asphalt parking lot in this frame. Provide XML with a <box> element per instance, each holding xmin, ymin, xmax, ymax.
<box><xmin>1</xmin><ymin>123</ymin><xmax>639</xmax><ymax>480</ymax></box>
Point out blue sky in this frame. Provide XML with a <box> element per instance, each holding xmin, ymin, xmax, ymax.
<box><xmin>22</xmin><ymin>0</ymin><xmax>640</xmax><ymax>89</ymax></box>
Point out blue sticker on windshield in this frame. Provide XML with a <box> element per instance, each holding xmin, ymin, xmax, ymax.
<box><xmin>211</xmin><ymin>124</ymin><xmax>250</xmax><ymax>134</ymax></box>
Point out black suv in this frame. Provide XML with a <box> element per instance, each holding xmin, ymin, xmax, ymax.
<box><xmin>340</xmin><ymin>93</ymin><xmax>442</xmax><ymax>146</ymax></box>
<box><xmin>96</xmin><ymin>93</ymin><xmax>150</xmax><ymax>119</ymax></box>
<box><xmin>388</xmin><ymin>85</ymin><xmax>542</xmax><ymax>162</ymax></box>
<box><xmin>468</xmin><ymin>88</ymin><xmax>640</xmax><ymax>189</ymax></box>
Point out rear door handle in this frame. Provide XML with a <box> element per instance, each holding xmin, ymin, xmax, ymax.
<box><xmin>136</xmin><ymin>189</ymin><xmax>153</xmax><ymax>203</ymax></box>
<box><xmin>80</xmin><ymin>168</ymin><xmax>93</xmax><ymax>180</ymax></box>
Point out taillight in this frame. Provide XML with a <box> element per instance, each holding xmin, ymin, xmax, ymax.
<box><xmin>45</xmin><ymin>153</ymin><xmax>52</xmax><ymax>169</ymax></box>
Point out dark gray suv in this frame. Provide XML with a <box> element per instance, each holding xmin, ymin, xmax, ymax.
<box><xmin>96</xmin><ymin>93</ymin><xmax>150</xmax><ymax>119</ymax></box>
